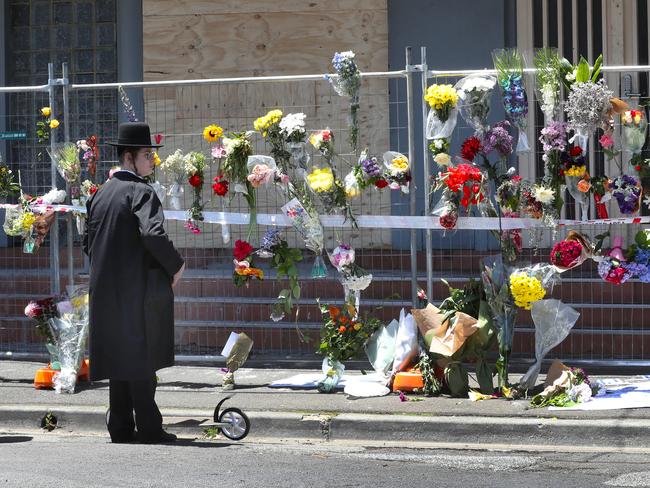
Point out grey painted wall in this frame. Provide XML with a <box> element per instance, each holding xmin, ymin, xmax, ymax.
<box><xmin>388</xmin><ymin>0</ymin><xmax>515</xmax><ymax>251</ymax></box>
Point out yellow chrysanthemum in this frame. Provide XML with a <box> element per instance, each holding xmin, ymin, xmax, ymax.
<box><xmin>21</xmin><ymin>212</ymin><xmax>35</xmax><ymax>232</ymax></box>
<box><xmin>565</xmin><ymin>165</ymin><xmax>586</xmax><ymax>177</ymax></box>
<box><xmin>203</xmin><ymin>124</ymin><xmax>223</xmax><ymax>143</ymax></box>
<box><xmin>253</xmin><ymin>109</ymin><xmax>283</xmax><ymax>134</ymax></box>
<box><xmin>424</xmin><ymin>84</ymin><xmax>459</xmax><ymax>110</ymax></box>
<box><xmin>509</xmin><ymin>272</ymin><xmax>546</xmax><ymax>310</ymax></box>
<box><xmin>391</xmin><ymin>156</ymin><xmax>409</xmax><ymax>173</ymax></box>
<box><xmin>307</xmin><ymin>167</ymin><xmax>334</xmax><ymax>193</ymax></box>
<box><xmin>153</xmin><ymin>152</ymin><xmax>161</xmax><ymax>166</ymax></box>
<box><xmin>40</xmin><ymin>107</ymin><xmax>51</xmax><ymax>117</ymax></box>
<box><xmin>49</xmin><ymin>119</ymin><xmax>59</xmax><ymax>129</ymax></box>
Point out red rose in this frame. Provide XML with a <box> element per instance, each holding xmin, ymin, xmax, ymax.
<box><xmin>89</xmin><ymin>185</ymin><xmax>98</xmax><ymax>195</ymax></box>
<box><xmin>569</xmin><ymin>146</ymin><xmax>582</xmax><ymax>157</ymax></box>
<box><xmin>375</xmin><ymin>179</ymin><xmax>388</xmax><ymax>189</ymax></box>
<box><xmin>460</xmin><ymin>136</ymin><xmax>481</xmax><ymax>162</ymax></box>
<box><xmin>188</xmin><ymin>174</ymin><xmax>202</xmax><ymax>188</ymax></box>
<box><xmin>212</xmin><ymin>177</ymin><xmax>229</xmax><ymax>197</ymax></box>
<box><xmin>635</xmin><ymin>165</ymin><xmax>642</xmax><ymax>171</ymax></box>
<box><xmin>440</xmin><ymin>212</ymin><xmax>458</xmax><ymax>230</ymax></box>
<box><xmin>233</xmin><ymin>239</ymin><xmax>254</xmax><ymax>261</ymax></box>
<box><xmin>154</xmin><ymin>134</ymin><xmax>164</xmax><ymax>144</ymax></box>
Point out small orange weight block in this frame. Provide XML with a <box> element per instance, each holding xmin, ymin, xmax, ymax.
<box><xmin>34</xmin><ymin>366</ymin><xmax>56</xmax><ymax>389</ymax></box>
<box><xmin>392</xmin><ymin>368</ymin><xmax>424</xmax><ymax>392</ymax></box>
<box><xmin>77</xmin><ymin>358</ymin><xmax>90</xmax><ymax>382</ymax></box>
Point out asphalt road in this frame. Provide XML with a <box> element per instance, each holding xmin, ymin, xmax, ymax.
<box><xmin>1</xmin><ymin>430</ymin><xmax>650</xmax><ymax>487</ymax></box>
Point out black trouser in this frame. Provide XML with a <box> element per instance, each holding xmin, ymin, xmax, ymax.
<box><xmin>108</xmin><ymin>376</ymin><xmax>163</xmax><ymax>441</ymax></box>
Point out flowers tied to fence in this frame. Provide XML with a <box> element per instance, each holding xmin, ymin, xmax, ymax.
<box><xmin>232</xmin><ymin>239</ymin><xmax>263</xmax><ymax>287</ymax></box>
<box><xmin>424</xmin><ymin>83</ymin><xmax>459</xmax><ymax>141</ymax></box>
<box><xmin>326</xmin><ymin>51</ymin><xmax>361</xmax><ymax>151</ymax></box>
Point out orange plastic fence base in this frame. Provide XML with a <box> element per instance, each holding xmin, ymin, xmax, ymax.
<box><xmin>392</xmin><ymin>368</ymin><xmax>424</xmax><ymax>392</ymax></box>
<box><xmin>33</xmin><ymin>358</ymin><xmax>91</xmax><ymax>389</ymax></box>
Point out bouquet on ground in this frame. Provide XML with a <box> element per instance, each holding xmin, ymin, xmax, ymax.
<box><xmin>24</xmin><ymin>296</ymin><xmax>60</xmax><ymax>366</ymax></box>
<box><xmin>327</xmin><ymin>244</ymin><xmax>373</xmax><ymax>311</ymax></box>
<box><xmin>509</xmin><ymin>263</ymin><xmax>559</xmax><ymax>311</ymax></box>
<box><xmin>534</xmin><ymin>48</ymin><xmax>564</xmax><ymax>123</ymax></box>
<box><xmin>49</xmin><ymin>143</ymin><xmax>81</xmax><ymax>199</ymax></box>
<box><xmin>562</xmin><ymin>146</ymin><xmax>591</xmax><ymax>221</ymax></box>
<box><xmin>232</xmin><ymin>239</ymin><xmax>263</xmax><ymax>287</ymax></box>
<box><xmin>316</xmin><ymin>299</ymin><xmax>382</xmax><ymax>392</ymax></box>
<box><xmin>0</xmin><ymin>156</ymin><xmax>20</xmax><ymax>199</ymax></box>
<box><xmin>608</xmin><ymin>174</ymin><xmax>642</xmax><ymax>215</ymax></box>
<box><xmin>223</xmin><ymin>132</ymin><xmax>255</xmax><ymax>238</ymax></box>
<box><xmin>530</xmin><ymin>366</ymin><xmax>596</xmax><ymax>408</ymax></box>
<box><xmin>281</xmin><ymin>198</ymin><xmax>326</xmax><ymax>278</ymax></box>
<box><xmin>326</xmin><ymin>51</ymin><xmax>361</xmax><ymax>151</ymax></box>
<box><xmin>160</xmin><ymin>149</ymin><xmax>187</xmax><ymax>211</ymax></box>
<box><xmin>455</xmin><ymin>74</ymin><xmax>496</xmax><ymax>136</ymax></box>
<box><xmin>622</xmin><ymin>109</ymin><xmax>647</xmax><ymax>155</ymax></box>
<box><xmin>46</xmin><ymin>285</ymin><xmax>90</xmax><ymax>394</ymax></box>
<box><xmin>432</xmin><ymin>162</ymin><xmax>485</xmax><ymax>230</ymax></box>
<box><xmin>257</xmin><ymin>229</ymin><xmax>302</xmax><ymax>322</ymax></box>
<box><xmin>183</xmin><ymin>151</ymin><xmax>208</xmax><ymax>233</ymax></box>
<box><xmin>382</xmin><ymin>151</ymin><xmax>411</xmax><ymax>194</ymax></box>
<box><xmin>492</xmin><ymin>49</ymin><xmax>530</xmax><ymax>152</ymax></box>
<box><xmin>76</xmin><ymin>136</ymin><xmax>99</xmax><ymax>181</ymax></box>
<box><xmin>425</xmin><ymin>83</ymin><xmax>459</xmax><ymax>141</ymax></box>
<box><xmin>564</xmin><ymin>56</ymin><xmax>611</xmax><ymax>152</ymax></box>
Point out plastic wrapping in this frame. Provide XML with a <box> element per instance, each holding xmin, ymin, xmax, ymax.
<box><xmin>281</xmin><ymin>198</ymin><xmax>326</xmax><ymax>278</ymax></box>
<box><xmin>365</xmin><ymin>318</ymin><xmax>399</xmax><ymax>378</ymax></box>
<box><xmin>622</xmin><ymin>109</ymin><xmax>648</xmax><ymax>154</ymax></box>
<box><xmin>426</xmin><ymin>107</ymin><xmax>458</xmax><ymax>140</ymax></box>
<box><xmin>221</xmin><ymin>331</ymin><xmax>253</xmax><ymax>372</ymax></box>
<box><xmin>455</xmin><ymin>74</ymin><xmax>497</xmax><ymax>136</ymax></box>
<box><xmin>317</xmin><ymin>357</ymin><xmax>345</xmax><ymax>393</ymax></box>
<box><xmin>519</xmin><ymin>299</ymin><xmax>580</xmax><ymax>390</ymax></box>
<box><xmin>565</xmin><ymin>174</ymin><xmax>590</xmax><ymax>221</ymax></box>
<box><xmin>391</xmin><ymin>309</ymin><xmax>419</xmax><ymax>375</ymax></box>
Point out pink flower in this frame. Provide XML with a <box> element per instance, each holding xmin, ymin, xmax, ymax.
<box><xmin>280</xmin><ymin>174</ymin><xmax>290</xmax><ymax>184</ymax></box>
<box><xmin>247</xmin><ymin>164</ymin><xmax>275</xmax><ymax>188</ymax></box>
<box><xmin>211</xmin><ymin>145</ymin><xmax>226</xmax><ymax>159</ymax></box>
<box><xmin>599</xmin><ymin>133</ymin><xmax>615</xmax><ymax>149</ymax></box>
<box><xmin>24</xmin><ymin>302</ymin><xmax>42</xmax><ymax>318</ymax></box>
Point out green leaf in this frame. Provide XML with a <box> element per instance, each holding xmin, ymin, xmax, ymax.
<box><xmin>590</xmin><ymin>54</ymin><xmax>603</xmax><ymax>82</ymax></box>
<box><xmin>278</xmin><ymin>289</ymin><xmax>290</xmax><ymax>300</ymax></box>
<box><xmin>292</xmin><ymin>284</ymin><xmax>301</xmax><ymax>299</ymax></box>
<box><xmin>576</xmin><ymin>57</ymin><xmax>590</xmax><ymax>83</ymax></box>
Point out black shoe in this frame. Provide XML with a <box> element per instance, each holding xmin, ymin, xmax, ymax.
<box><xmin>136</xmin><ymin>430</ymin><xmax>177</xmax><ymax>444</ymax></box>
<box><xmin>110</xmin><ymin>432</ymin><xmax>136</xmax><ymax>444</ymax></box>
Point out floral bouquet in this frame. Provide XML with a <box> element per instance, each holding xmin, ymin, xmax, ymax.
<box><xmin>480</xmin><ymin>120</ymin><xmax>514</xmax><ymax>182</ymax></box>
<box><xmin>455</xmin><ymin>74</ymin><xmax>496</xmax><ymax>136</ymax></box>
<box><xmin>49</xmin><ymin>143</ymin><xmax>81</xmax><ymax>199</ymax></box>
<box><xmin>430</xmin><ymin>138</ymin><xmax>452</xmax><ymax>167</ymax></box>
<box><xmin>492</xmin><ymin>49</ymin><xmax>530</xmax><ymax>152</ymax></box>
<box><xmin>254</xmin><ymin>110</ymin><xmax>292</xmax><ymax>174</ymax></box>
<box><xmin>160</xmin><ymin>149</ymin><xmax>187</xmax><ymax>211</ymax></box>
<box><xmin>309</xmin><ymin>128</ymin><xmax>335</xmax><ymax>161</ymax></box>
<box><xmin>382</xmin><ymin>151</ymin><xmax>411</xmax><ymax>194</ymax></box>
<box><xmin>562</xmin><ymin>146</ymin><xmax>591</xmax><ymax>221</ymax></box>
<box><xmin>598</xmin><ymin>256</ymin><xmax>633</xmax><ymax>285</ymax></box>
<box><xmin>539</xmin><ymin>121</ymin><xmax>568</xmax><ymax>215</ymax></box>
<box><xmin>47</xmin><ymin>285</ymin><xmax>90</xmax><ymax>394</ymax></box>
<box><xmin>424</xmin><ymin>83</ymin><xmax>459</xmax><ymax>140</ymax></box>
<box><xmin>279</xmin><ymin>112</ymin><xmax>309</xmax><ymax>169</ymax></box>
<box><xmin>534</xmin><ymin>48</ymin><xmax>564</xmax><ymax>123</ymax></box>
<box><xmin>532</xmin><ymin>184</ymin><xmax>557</xmax><ymax>227</ymax></box>
<box><xmin>481</xmin><ymin>255</ymin><xmax>516</xmax><ymax>388</ymax></box>
<box><xmin>71</xmin><ymin>179</ymin><xmax>99</xmax><ymax>235</ymax></box>
<box><xmin>257</xmin><ymin>229</ymin><xmax>302</xmax><ymax>322</ymax></box>
<box><xmin>223</xmin><ymin>132</ymin><xmax>255</xmax><ymax>238</ymax></box>
<box><xmin>509</xmin><ymin>264</ymin><xmax>559</xmax><ymax>311</ymax></box>
<box><xmin>530</xmin><ymin>367</ymin><xmax>596</xmax><ymax>408</ymax></box>
<box><xmin>608</xmin><ymin>174</ymin><xmax>642</xmax><ymax>215</ymax></box>
<box><xmin>433</xmin><ymin>162</ymin><xmax>485</xmax><ymax>230</ymax></box>
<box><xmin>183</xmin><ymin>151</ymin><xmax>208</xmax><ymax>233</ymax></box>
<box><xmin>624</xmin><ymin>230</ymin><xmax>650</xmax><ymax>283</ymax></box>
<box><xmin>327</xmin><ymin>244</ymin><xmax>373</xmax><ymax>312</ymax></box>
<box><xmin>76</xmin><ymin>136</ymin><xmax>99</xmax><ymax>181</ymax></box>
<box><xmin>316</xmin><ymin>300</ymin><xmax>382</xmax><ymax>392</ymax></box>
<box><xmin>590</xmin><ymin>176</ymin><xmax>611</xmax><ymax>219</ymax></box>
<box><xmin>565</xmin><ymin>79</ymin><xmax>613</xmax><ymax>152</ymax></box>
<box><xmin>281</xmin><ymin>198</ymin><xmax>326</xmax><ymax>278</ymax></box>
<box><xmin>550</xmin><ymin>239</ymin><xmax>584</xmax><ymax>271</ymax></box>
<box><xmin>24</xmin><ymin>296</ymin><xmax>60</xmax><ymax>365</ymax></box>
<box><xmin>352</xmin><ymin>150</ymin><xmax>389</xmax><ymax>191</ymax></box>
<box><xmin>0</xmin><ymin>157</ymin><xmax>20</xmax><ymax>199</ymax></box>
<box><xmin>622</xmin><ymin>109</ymin><xmax>647</xmax><ymax>154</ymax></box>
<box><xmin>232</xmin><ymin>239</ymin><xmax>264</xmax><ymax>287</ymax></box>
<box><xmin>326</xmin><ymin>51</ymin><xmax>361</xmax><ymax>151</ymax></box>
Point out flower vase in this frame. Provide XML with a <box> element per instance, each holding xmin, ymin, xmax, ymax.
<box><xmin>45</xmin><ymin>342</ymin><xmax>61</xmax><ymax>371</ymax></box>
<box><xmin>23</xmin><ymin>233</ymin><xmax>36</xmax><ymax>254</ymax></box>
<box><xmin>317</xmin><ymin>357</ymin><xmax>345</xmax><ymax>393</ymax></box>
<box><xmin>150</xmin><ymin>181</ymin><xmax>166</xmax><ymax>205</ymax></box>
<box><xmin>167</xmin><ymin>182</ymin><xmax>184</xmax><ymax>211</ymax></box>
<box><xmin>565</xmin><ymin>175</ymin><xmax>589</xmax><ymax>221</ymax></box>
<box><xmin>311</xmin><ymin>252</ymin><xmax>328</xmax><ymax>279</ymax></box>
<box><xmin>342</xmin><ymin>284</ymin><xmax>361</xmax><ymax>316</ymax></box>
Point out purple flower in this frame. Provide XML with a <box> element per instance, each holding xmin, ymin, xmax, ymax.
<box><xmin>624</xmin><ymin>261</ymin><xmax>649</xmax><ymax>280</ymax></box>
<box><xmin>361</xmin><ymin>156</ymin><xmax>382</xmax><ymax>177</ymax></box>
<box><xmin>261</xmin><ymin>229</ymin><xmax>282</xmax><ymax>250</ymax></box>
<box><xmin>539</xmin><ymin>121</ymin><xmax>568</xmax><ymax>153</ymax></box>
<box><xmin>482</xmin><ymin>120</ymin><xmax>514</xmax><ymax>157</ymax></box>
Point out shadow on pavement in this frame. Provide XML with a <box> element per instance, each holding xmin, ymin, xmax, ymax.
<box><xmin>0</xmin><ymin>436</ymin><xmax>33</xmax><ymax>444</ymax></box>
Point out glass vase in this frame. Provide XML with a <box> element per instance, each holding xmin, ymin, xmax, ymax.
<box><xmin>317</xmin><ymin>357</ymin><xmax>345</xmax><ymax>393</ymax></box>
<box><xmin>311</xmin><ymin>253</ymin><xmax>328</xmax><ymax>279</ymax></box>
<box><xmin>494</xmin><ymin>306</ymin><xmax>517</xmax><ymax>389</ymax></box>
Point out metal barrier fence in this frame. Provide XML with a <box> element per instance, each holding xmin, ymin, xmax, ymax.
<box><xmin>1</xmin><ymin>47</ymin><xmax>650</xmax><ymax>365</ymax></box>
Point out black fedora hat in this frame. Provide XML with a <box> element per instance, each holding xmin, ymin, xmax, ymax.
<box><xmin>107</xmin><ymin>122</ymin><xmax>163</xmax><ymax>148</ymax></box>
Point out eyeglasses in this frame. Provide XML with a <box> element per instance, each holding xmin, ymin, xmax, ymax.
<box><xmin>142</xmin><ymin>151</ymin><xmax>156</xmax><ymax>161</ymax></box>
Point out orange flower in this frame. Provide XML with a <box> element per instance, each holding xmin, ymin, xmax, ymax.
<box><xmin>577</xmin><ymin>178</ymin><xmax>591</xmax><ymax>193</ymax></box>
<box><xmin>329</xmin><ymin>306</ymin><xmax>340</xmax><ymax>320</ymax></box>
<box><xmin>345</xmin><ymin>303</ymin><xmax>356</xmax><ymax>317</ymax></box>
<box><xmin>338</xmin><ymin>325</ymin><xmax>346</xmax><ymax>333</ymax></box>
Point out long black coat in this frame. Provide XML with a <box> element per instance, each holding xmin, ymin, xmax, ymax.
<box><xmin>83</xmin><ymin>171</ymin><xmax>184</xmax><ymax>381</ymax></box>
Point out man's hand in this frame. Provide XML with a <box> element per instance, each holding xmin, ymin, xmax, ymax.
<box><xmin>171</xmin><ymin>263</ymin><xmax>185</xmax><ymax>289</ymax></box>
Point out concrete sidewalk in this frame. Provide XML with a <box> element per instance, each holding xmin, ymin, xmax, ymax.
<box><xmin>2</xmin><ymin>359</ymin><xmax>650</xmax><ymax>449</ymax></box>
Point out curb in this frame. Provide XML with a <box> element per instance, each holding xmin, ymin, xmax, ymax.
<box><xmin>3</xmin><ymin>404</ymin><xmax>650</xmax><ymax>448</ymax></box>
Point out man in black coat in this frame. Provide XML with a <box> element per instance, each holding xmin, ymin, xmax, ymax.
<box><xmin>83</xmin><ymin>122</ymin><xmax>185</xmax><ymax>444</ymax></box>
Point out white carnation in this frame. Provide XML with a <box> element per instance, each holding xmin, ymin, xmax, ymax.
<box><xmin>279</xmin><ymin>113</ymin><xmax>306</xmax><ymax>137</ymax></box>
<box><xmin>533</xmin><ymin>185</ymin><xmax>555</xmax><ymax>204</ymax></box>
